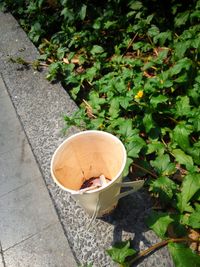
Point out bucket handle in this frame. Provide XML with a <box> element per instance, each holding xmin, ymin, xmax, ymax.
<box><xmin>114</xmin><ymin>180</ymin><xmax>144</xmax><ymax>201</ymax></box>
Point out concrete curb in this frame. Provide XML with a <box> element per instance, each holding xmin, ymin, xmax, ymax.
<box><xmin>0</xmin><ymin>11</ymin><xmax>174</xmax><ymax>267</ymax></box>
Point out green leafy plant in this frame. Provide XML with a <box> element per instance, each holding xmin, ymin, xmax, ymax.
<box><xmin>3</xmin><ymin>0</ymin><xmax>200</xmax><ymax>266</ymax></box>
<box><xmin>107</xmin><ymin>241</ymin><xmax>136</xmax><ymax>265</ymax></box>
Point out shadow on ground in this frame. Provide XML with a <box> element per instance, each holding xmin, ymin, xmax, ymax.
<box><xmin>100</xmin><ymin>188</ymin><xmax>154</xmax><ymax>265</ymax></box>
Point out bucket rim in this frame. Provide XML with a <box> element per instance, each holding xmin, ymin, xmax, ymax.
<box><xmin>50</xmin><ymin>130</ymin><xmax>127</xmax><ymax>194</ymax></box>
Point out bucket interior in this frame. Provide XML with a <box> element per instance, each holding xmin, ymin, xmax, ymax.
<box><xmin>52</xmin><ymin>132</ymin><xmax>125</xmax><ymax>191</ymax></box>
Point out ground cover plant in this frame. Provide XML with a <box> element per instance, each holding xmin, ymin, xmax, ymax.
<box><xmin>1</xmin><ymin>0</ymin><xmax>200</xmax><ymax>266</ymax></box>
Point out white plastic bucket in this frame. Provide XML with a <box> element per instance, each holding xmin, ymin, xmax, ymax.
<box><xmin>51</xmin><ymin>130</ymin><xmax>144</xmax><ymax>217</ymax></box>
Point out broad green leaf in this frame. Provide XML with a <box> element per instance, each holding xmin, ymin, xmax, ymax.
<box><xmin>177</xmin><ymin>173</ymin><xmax>200</xmax><ymax>213</ymax></box>
<box><xmin>172</xmin><ymin>149</ymin><xmax>193</xmax><ymax>170</ymax></box>
<box><xmin>187</xmin><ymin>141</ymin><xmax>200</xmax><ymax>165</ymax></box>
<box><xmin>85</xmin><ymin>67</ymin><xmax>97</xmax><ymax>82</ymax></box>
<box><xmin>28</xmin><ymin>21</ymin><xmax>44</xmax><ymax>43</ymax></box>
<box><xmin>179</xmin><ymin>213</ymin><xmax>190</xmax><ymax>226</ymax></box>
<box><xmin>172</xmin><ymin>123</ymin><xmax>192</xmax><ymax>151</ymax></box>
<box><xmin>46</xmin><ymin>62</ymin><xmax>61</xmax><ymax>81</ymax></box>
<box><xmin>144</xmin><ymin>78</ymin><xmax>158</xmax><ymax>93</ymax></box>
<box><xmin>89</xmin><ymin>92</ymin><xmax>105</xmax><ymax>106</ymax></box>
<box><xmin>56</xmin><ymin>47</ymin><xmax>66</xmax><ymax>60</ymax></box>
<box><xmin>123</xmin><ymin>157</ymin><xmax>133</xmax><ymax>177</ymax></box>
<box><xmin>126</xmin><ymin>135</ymin><xmax>145</xmax><ymax>158</ymax></box>
<box><xmin>150</xmin><ymin>95</ymin><xmax>168</xmax><ymax>108</ymax></box>
<box><xmin>79</xmin><ymin>4</ymin><xmax>87</xmax><ymax>20</ymax></box>
<box><xmin>143</xmin><ymin>61</ymin><xmax>155</xmax><ymax>71</ymax></box>
<box><xmin>147</xmin><ymin>140</ymin><xmax>165</xmax><ymax>156</ymax></box>
<box><xmin>146</xmin><ymin>211</ymin><xmax>174</xmax><ymax>239</ymax></box>
<box><xmin>90</xmin><ymin>45</ymin><xmax>104</xmax><ymax>55</ymax></box>
<box><xmin>174</xmin><ymin>11</ymin><xmax>190</xmax><ymax>27</ymax></box>
<box><xmin>192</xmin><ymin>36</ymin><xmax>200</xmax><ymax>49</ymax></box>
<box><xmin>119</xmin><ymin>96</ymin><xmax>130</xmax><ymax>109</ymax></box>
<box><xmin>61</xmin><ymin>7</ymin><xmax>74</xmax><ymax>22</ymax></box>
<box><xmin>175</xmin><ymin>96</ymin><xmax>191</xmax><ymax>117</ymax></box>
<box><xmin>93</xmin><ymin>19</ymin><xmax>101</xmax><ymax>29</ymax></box>
<box><xmin>88</xmin><ymin>93</ymin><xmax>105</xmax><ymax>114</ymax></box>
<box><xmin>71</xmin><ymin>85</ymin><xmax>81</xmax><ymax>100</ymax></box>
<box><xmin>153</xmin><ymin>31</ymin><xmax>172</xmax><ymax>46</ymax></box>
<box><xmin>174</xmin><ymin>40</ymin><xmax>191</xmax><ymax>59</ymax></box>
<box><xmin>168</xmin><ymin>243</ymin><xmax>200</xmax><ymax>267</ymax></box>
<box><xmin>109</xmin><ymin>97</ymin><xmax>120</xmax><ymax>119</ymax></box>
<box><xmin>188</xmin><ymin>82</ymin><xmax>200</xmax><ymax>106</ymax></box>
<box><xmin>104</xmin><ymin>20</ymin><xmax>117</xmax><ymax>29</ymax></box>
<box><xmin>157</xmin><ymin>49</ymin><xmax>169</xmax><ymax>61</ymax></box>
<box><xmin>143</xmin><ymin>114</ymin><xmax>154</xmax><ymax>133</ymax></box>
<box><xmin>148</xmin><ymin>25</ymin><xmax>160</xmax><ymax>37</ymax></box>
<box><xmin>90</xmin><ymin>117</ymin><xmax>105</xmax><ymax>130</ymax></box>
<box><xmin>107</xmin><ymin>241</ymin><xmax>136</xmax><ymax>264</ymax></box>
<box><xmin>115</xmin><ymin>79</ymin><xmax>126</xmax><ymax>93</ymax></box>
<box><xmin>188</xmin><ymin>109</ymin><xmax>200</xmax><ymax>132</ymax></box>
<box><xmin>188</xmin><ymin>210</ymin><xmax>200</xmax><ymax>229</ymax></box>
<box><xmin>177</xmin><ymin>193</ymin><xmax>194</xmax><ymax>213</ymax></box>
<box><xmin>118</xmin><ymin>119</ymin><xmax>133</xmax><ymax>137</ymax></box>
<box><xmin>169</xmin><ymin>58</ymin><xmax>192</xmax><ymax>76</ymax></box>
<box><xmin>146</xmin><ymin>14</ymin><xmax>154</xmax><ymax>24</ymax></box>
<box><xmin>149</xmin><ymin>176</ymin><xmax>177</xmax><ymax>203</ymax></box>
<box><xmin>129</xmin><ymin>1</ymin><xmax>143</xmax><ymax>10</ymax></box>
<box><xmin>127</xmin><ymin>10</ymin><xmax>136</xmax><ymax>18</ymax></box>
<box><xmin>174</xmin><ymin>73</ymin><xmax>187</xmax><ymax>83</ymax></box>
<box><xmin>194</xmin><ymin>203</ymin><xmax>200</xmax><ymax>212</ymax></box>
<box><xmin>150</xmin><ymin>154</ymin><xmax>176</xmax><ymax>176</ymax></box>
<box><xmin>196</xmin><ymin>0</ymin><xmax>200</xmax><ymax>9</ymax></box>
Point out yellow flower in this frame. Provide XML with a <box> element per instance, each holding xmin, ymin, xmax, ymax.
<box><xmin>135</xmin><ymin>90</ymin><xmax>144</xmax><ymax>99</ymax></box>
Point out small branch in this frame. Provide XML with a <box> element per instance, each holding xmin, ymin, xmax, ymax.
<box><xmin>167</xmin><ymin>116</ymin><xmax>179</xmax><ymax>124</ymax></box>
<box><xmin>147</xmin><ymin>34</ymin><xmax>154</xmax><ymax>47</ymax></box>
<box><xmin>123</xmin><ymin>33</ymin><xmax>138</xmax><ymax>57</ymax></box>
<box><xmin>191</xmin><ymin>136</ymin><xmax>197</xmax><ymax>142</ymax></box>
<box><xmin>132</xmin><ymin>162</ymin><xmax>158</xmax><ymax>178</ymax></box>
<box><xmin>128</xmin><ymin>237</ymin><xmax>197</xmax><ymax>265</ymax></box>
<box><xmin>83</xmin><ymin>99</ymin><xmax>97</xmax><ymax>119</ymax></box>
<box><xmin>161</xmin><ymin>138</ymin><xmax>175</xmax><ymax>158</ymax></box>
<box><xmin>38</xmin><ymin>62</ymin><xmax>49</xmax><ymax>67</ymax></box>
<box><xmin>161</xmin><ymin>138</ymin><xmax>168</xmax><ymax>148</ymax></box>
<box><xmin>174</xmin><ymin>33</ymin><xmax>179</xmax><ymax>38</ymax></box>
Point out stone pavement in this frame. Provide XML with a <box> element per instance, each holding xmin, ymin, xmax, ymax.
<box><xmin>0</xmin><ymin>11</ymin><xmax>77</xmax><ymax>267</ymax></box>
<box><xmin>0</xmin><ymin>76</ymin><xmax>77</xmax><ymax>267</ymax></box>
<box><xmin>0</xmin><ymin>11</ymin><xmax>174</xmax><ymax>267</ymax></box>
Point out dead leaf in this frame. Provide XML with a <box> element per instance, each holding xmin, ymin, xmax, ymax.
<box><xmin>63</xmin><ymin>57</ymin><xmax>69</xmax><ymax>64</ymax></box>
<box><xmin>83</xmin><ymin>99</ymin><xmax>96</xmax><ymax>119</ymax></box>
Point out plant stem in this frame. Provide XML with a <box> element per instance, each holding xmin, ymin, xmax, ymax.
<box><xmin>161</xmin><ymin>138</ymin><xmax>175</xmax><ymax>158</ymax></box>
<box><xmin>128</xmin><ymin>237</ymin><xmax>196</xmax><ymax>265</ymax></box>
<box><xmin>132</xmin><ymin>162</ymin><xmax>158</xmax><ymax>178</ymax></box>
<box><xmin>167</xmin><ymin>116</ymin><xmax>179</xmax><ymax>124</ymax></box>
<box><xmin>123</xmin><ymin>33</ymin><xmax>138</xmax><ymax>57</ymax></box>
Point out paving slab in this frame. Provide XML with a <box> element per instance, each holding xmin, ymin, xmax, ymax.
<box><xmin>0</xmin><ymin>76</ymin><xmax>7</xmax><ymax>97</ymax></box>
<box><xmin>0</xmin><ymin>11</ymin><xmax>174</xmax><ymax>267</ymax></box>
<box><xmin>0</xmin><ymin>178</ymin><xmax>58</xmax><ymax>250</ymax></box>
<box><xmin>4</xmin><ymin>223</ymin><xmax>74</xmax><ymax>267</ymax></box>
<box><xmin>0</xmin><ymin>253</ymin><xmax>4</xmax><ymax>267</ymax></box>
<box><xmin>0</xmin><ymin>144</ymin><xmax>41</xmax><ymax>197</ymax></box>
<box><xmin>0</xmin><ymin>90</ymin><xmax>25</xmax><ymax>155</ymax></box>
